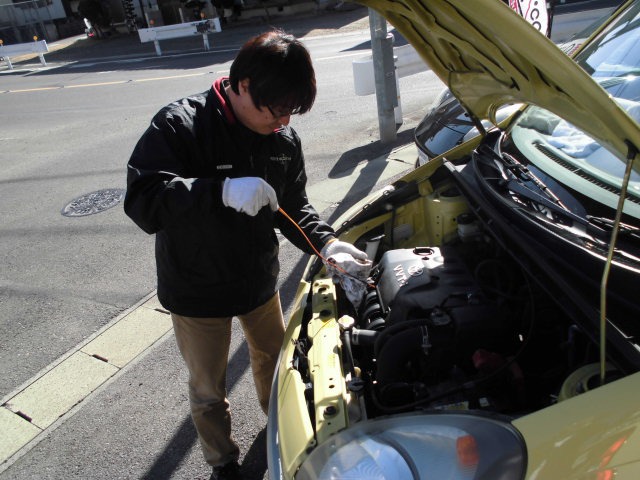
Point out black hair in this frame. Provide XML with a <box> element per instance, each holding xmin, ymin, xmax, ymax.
<box><xmin>229</xmin><ymin>29</ymin><xmax>316</xmax><ymax>114</ymax></box>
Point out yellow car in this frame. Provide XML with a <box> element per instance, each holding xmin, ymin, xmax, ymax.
<box><xmin>268</xmin><ymin>0</ymin><xmax>640</xmax><ymax>478</ymax></box>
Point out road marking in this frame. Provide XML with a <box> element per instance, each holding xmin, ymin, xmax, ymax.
<box><xmin>1</xmin><ymin>48</ymin><xmax>366</xmax><ymax>91</ymax></box>
<box><xmin>5</xmin><ymin>86</ymin><xmax>61</xmax><ymax>93</ymax></box>
<box><xmin>1</xmin><ymin>71</ymin><xmax>216</xmax><ymax>94</ymax></box>
<box><xmin>315</xmin><ymin>51</ymin><xmax>370</xmax><ymax>62</ymax></box>
<box><xmin>135</xmin><ymin>72</ymin><xmax>210</xmax><ymax>82</ymax></box>
<box><xmin>0</xmin><ymin>142</ymin><xmax>416</xmax><ymax>471</ymax></box>
<box><xmin>63</xmin><ymin>80</ymin><xmax>129</xmax><ymax>88</ymax></box>
<box><xmin>0</xmin><ymin>44</ymin><xmax>368</xmax><ymax>94</ymax></box>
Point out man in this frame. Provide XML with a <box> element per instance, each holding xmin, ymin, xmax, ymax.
<box><xmin>124</xmin><ymin>30</ymin><xmax>367</xmax><ymax>480</ymax></box>
<box><xmin>78</xmin><ymin>0</ymin><xmax>109</xmax><ymax>38</ymax></box>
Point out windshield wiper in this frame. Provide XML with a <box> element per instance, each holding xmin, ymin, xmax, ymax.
<box><xmin>587</xmin><ymin>215</ymin><xmax>640</xmax><ymax>241</ymax></box>
<box><xmin>504</xmin><ymin>178</ymin><xmax>578</xmax><ymax>220</ymax></box>
<box><xmin>478</xmin><ymin>145</ymin><xmax>566</xmax><ymax>205</ymax></box>
<box><xmin>481</xmin><ymin>146</ymin><xmax>583</xmax><ymax>220</ymax></box>
<box><xmin>615</xmin><ymin>68</ymin><xmax>640</xmax><ymax>78</ymax></box>
<box><xmin>476</xmin><ymin>145</ymin><xmax>611</xmax><ymax>238</ymax></box>
<box><xmin>501</xmin><ymin>152</ymin><xmax>567</xmax><ymax>204</ymax></box>
<box><xmin>504</xmin><ymin>179</ymin><xmax>614</xmax><ymax>245</ymax></box>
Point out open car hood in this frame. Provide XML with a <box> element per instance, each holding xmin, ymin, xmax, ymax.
<box><xmin>358</xmin><ymin>0</ymin><xmax>640</xmax><ymax>171</ymax></box>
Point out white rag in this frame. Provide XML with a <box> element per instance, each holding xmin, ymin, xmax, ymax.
<box><xmin>325</xmin><ymin>252</ymin><xmax>373</xmax><ymax>309</ymax></box>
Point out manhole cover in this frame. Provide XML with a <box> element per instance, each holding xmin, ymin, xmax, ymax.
<box><xmin>61</xmin><ymin>188</ymin><xmax>125</xmax><ymax>217</ymax></box>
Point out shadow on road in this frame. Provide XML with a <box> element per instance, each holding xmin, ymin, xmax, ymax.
<box><xmin>326</xmin><ymin>128</ymin><xmax>415</xmax><ymax>225</ymax></box>
<box><xmin>241</xmin><ymin>428</ymin><xmax>268</xmax><ymax>480</ymax></box>
<box><xmin>141</xmin><ymin>415</ymin><xmax>198</xmax><ymax>480</ymax></box>
<box><xmin>342</xmin><ymin>27</ymin><xmax>409</xmax><ymax>52</ymax></box>
<box><xmin>140</xmin><ymin>341</ymin><xmax>255</xmax><ymax>479</ymax></box>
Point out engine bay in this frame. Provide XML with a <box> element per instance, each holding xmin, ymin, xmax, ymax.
<box><xmin>292</xmin><ymin>182</ymin><xmax>620</xmax><ymax>426</ymax></box>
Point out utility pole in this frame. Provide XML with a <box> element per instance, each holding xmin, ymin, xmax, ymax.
<box><xmin>138</xmin><ymin>0</ymin><xmax>148</xmax><ymax>27</ymax></box>
<box><xmin>368</xmin><ymin>9</ymin><xmax>398</xmax><ymax>143</ymax></box>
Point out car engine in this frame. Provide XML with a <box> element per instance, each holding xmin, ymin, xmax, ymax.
<box><xmin>353</xmin><ymin>244</ymin><xmax>522</xmax><ymax>411</ymax></box>
<box><xmin>296</xmin><ymin>209</ymin><xmax>604</xmax><ymax>422</ymax></box>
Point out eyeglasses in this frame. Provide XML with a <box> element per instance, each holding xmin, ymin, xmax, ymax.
<box><xmin>267</xmin><ymin>105</ymin><xmax>301</xmax><ymax>118</ymax></box>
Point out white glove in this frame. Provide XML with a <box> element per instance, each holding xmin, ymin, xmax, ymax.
<box><xmin>321</xmin><ymin>246</ymin><xmax>372</xmax><ymax>309</ymax></box>
<box><xmin>321</xmin><ymin>239</ymin><xmax>368</xmax><ymax>262</ymax></box>
<box><xmin>222</xmin><ymin>177</ymin><xmax>279</xmax><ymax>216</ymax></box>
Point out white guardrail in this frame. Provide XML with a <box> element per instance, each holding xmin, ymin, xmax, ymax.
<box><xmin>0</xmin><ymin>39</ymin><xmax>49</xmax><ymax>70</ymax></box>
<box><xmin>138</xmin><ymin>18</ymin><xmax>222</xmax><ymax>56</ymax></box>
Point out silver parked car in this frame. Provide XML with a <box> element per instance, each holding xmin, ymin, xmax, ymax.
<box><xmin>414</xmin><ymin>0</ymin><xmax>625</xmax><ymax>167</ymax></box>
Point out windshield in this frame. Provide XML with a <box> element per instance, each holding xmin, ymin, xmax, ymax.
<box><xmin>509</xmin><ymin>1</ymin><xmax>640</xmax><ymax>218</ymax></box>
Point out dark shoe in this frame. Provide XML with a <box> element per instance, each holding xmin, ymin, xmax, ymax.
<box><xmin>210</xmin><ymin>461</ymin><xmax>243</xmax><ymax>480</ymax></box>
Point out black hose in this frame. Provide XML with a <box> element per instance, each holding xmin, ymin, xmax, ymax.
<box><xmin>371</xmin><ymin>274</ymin><xmax>537</xmax><ymax>413</ymax></box>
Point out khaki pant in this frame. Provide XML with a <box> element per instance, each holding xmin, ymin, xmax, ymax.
<box><xmin>171</xmin><ymin>293</ymin><xmax>285</xmax><ymax>467</ymax></box>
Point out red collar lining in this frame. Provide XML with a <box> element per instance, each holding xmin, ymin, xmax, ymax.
<box><xmin>213</xmin><ymin>77</ymin><xmax>236</xmax><ymax>124</ymax></box>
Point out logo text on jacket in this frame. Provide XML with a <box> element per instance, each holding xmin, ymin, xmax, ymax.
<box><xmin>270</xmin><ymin>154</ymin><xmax>291</xmax><ymax>164</ymax></box>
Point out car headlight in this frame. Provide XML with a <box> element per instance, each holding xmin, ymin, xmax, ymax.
<box><xmin>295</xmin><ymin>412</ymin><xmax>526</xmax><ymax>480</ymax></box>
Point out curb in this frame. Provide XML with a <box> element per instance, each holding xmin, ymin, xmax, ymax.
<box><xmin>0</xmin><ymin>291</ymin><xmax>170</xmax><ymax>471</ymax></box>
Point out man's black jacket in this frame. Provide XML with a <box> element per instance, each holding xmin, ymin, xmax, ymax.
<box><xmin>125</xmin><ymin>79</ymin><xmax>335</xmax><ymax>317</ymax></box>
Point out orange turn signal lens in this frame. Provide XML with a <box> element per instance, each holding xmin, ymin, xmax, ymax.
<box><xmin>457</xmin><ymin>434</ymin><xmax>480</xmax><ymax>467</ymax></box>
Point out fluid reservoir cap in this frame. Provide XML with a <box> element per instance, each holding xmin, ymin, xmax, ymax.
<box><xmin>558</xmin><ymin>363</ymin><xmax>618</xmax><ymax>401</ymax></box>
<box><xmin>457</xmin><ymin>213</ymin><xmax>480</xmax><ymax>242</ymax></box>
<box><xmin>457</xmin><ymin>213</ymin><xmax>475</xmax><ymax>225</ymax></box>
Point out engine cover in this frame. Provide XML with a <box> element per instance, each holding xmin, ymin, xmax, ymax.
<box><xmin>369</xmin><ymin>247</ymin><xmax>511</xmax><ymax>373</ymax></box>
<box><xmin>375</xmin><ymin>247</ymin><xmax>485</xmax><ymax>323</ymax></box>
